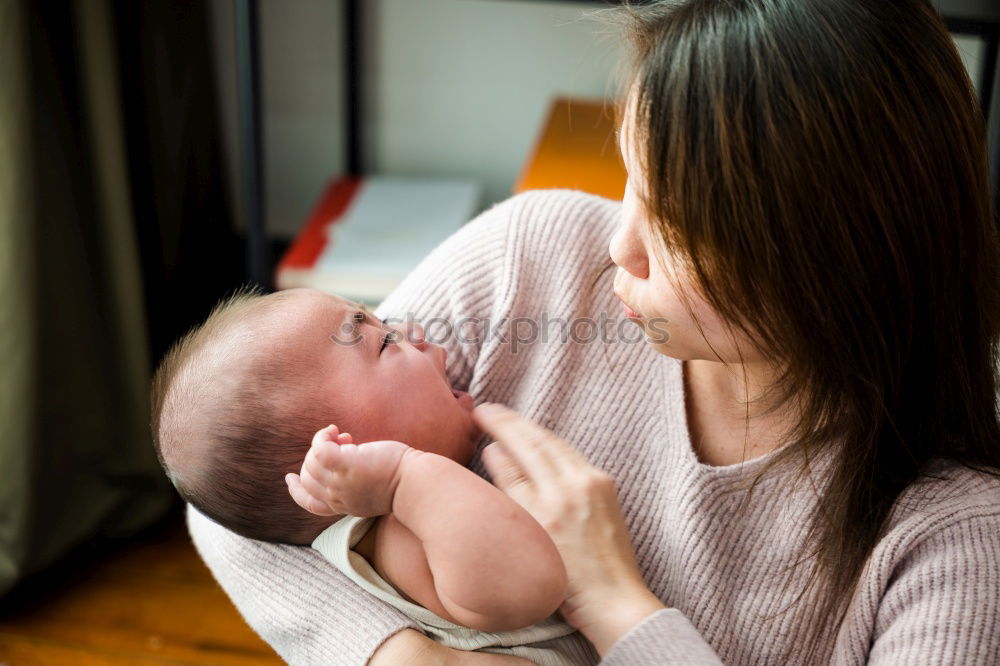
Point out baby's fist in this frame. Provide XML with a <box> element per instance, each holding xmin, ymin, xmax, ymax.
<box><xmin>286</xmin><ymin>424</ymin><xmax>354</xmax><ymax>517</ymax></box>
<box><xmin>313</xmin><ymin>423</ymin><xmax>354</xmax><ymax>448</ymax></box>
<box><xmin>287</xmin><ymin>424</ymin><xmax>414</xmax><ymax>518</ymax></box>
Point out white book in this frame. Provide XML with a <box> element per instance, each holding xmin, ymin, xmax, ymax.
<box><xmin>276</xmin><ymin>176</ymin><xmax>481</xmax><ymax>305</ymax></box>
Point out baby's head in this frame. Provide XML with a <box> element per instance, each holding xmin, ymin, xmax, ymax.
<box><xmin>151</xmin><ymin>287</ymin><xmax>478</xmax><ymax>545</ymax></box>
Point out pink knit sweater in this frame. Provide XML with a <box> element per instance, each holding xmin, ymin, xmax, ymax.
<box><xmin>188</xmin><ymin>189</ymin><xmax>1000</xmax><ymax>665</ymax></box>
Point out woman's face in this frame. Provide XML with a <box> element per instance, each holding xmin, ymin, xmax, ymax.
<box><xmin>609</xmin><ymin>108</ymin><xmax>765</xmax><ymax>366</ymax></box>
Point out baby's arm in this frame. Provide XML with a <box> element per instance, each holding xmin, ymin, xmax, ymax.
<box><xmin>287</xmin><ymin>425</ymin><xmax>567</xmax><ymax>633</ymax></box>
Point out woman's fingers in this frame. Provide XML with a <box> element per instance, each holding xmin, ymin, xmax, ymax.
<box><xmin>473</xmin><ymin>403</ymin><xmax>559</xmax><ymax>478</ymax></box>
<box><xmin>480</xmin><ymin>442</ymin><xmax>531</xmax><ymax>494</ymax></box>
<box><xmin>473</xmin><ymin>403</ymin><xmax>587</xmax><ymax>481</ymax></box>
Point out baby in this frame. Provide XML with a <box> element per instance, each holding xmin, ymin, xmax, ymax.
<box><xmin>151</xmin><ymin>287</ymin><xmax>570</xmax><ymax>640</ymax></box>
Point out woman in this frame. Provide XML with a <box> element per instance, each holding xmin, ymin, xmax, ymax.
<box><xmin>189</xmin><ymin>0</ymin><xmax>1000</xmax><ymax>663</ymax></box>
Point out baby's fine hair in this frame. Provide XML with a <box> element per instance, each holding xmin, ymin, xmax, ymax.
<box><xmin>150</xmin><ymin>288</ymin><xmax>334</xmax><ymax>545</ymax></box>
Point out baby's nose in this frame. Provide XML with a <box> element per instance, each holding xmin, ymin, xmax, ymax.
<box><xmin>405</xmin><ymin>321</ymin><xmax>426</xmax><ymax>346</ymax></box>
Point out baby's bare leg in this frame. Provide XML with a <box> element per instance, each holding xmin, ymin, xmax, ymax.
<box><xmin>388</xmin><ymin>450</ymin><xmax>568</xmax><ymax>632</ymax></box>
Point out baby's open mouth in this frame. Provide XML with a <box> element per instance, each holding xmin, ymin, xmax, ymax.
<box><xmin>450</xmin><ymin>388</ymin><xmax>474</xmax><ymax>411</ymax></box>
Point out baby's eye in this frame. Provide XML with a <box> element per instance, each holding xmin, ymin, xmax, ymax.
<box><xmin>379</xmin><ymin>330</ymin><xmax>398</xmax><ymax>354</ymax></box>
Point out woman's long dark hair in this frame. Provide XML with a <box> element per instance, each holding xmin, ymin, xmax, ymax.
<box><xmin>620</xmin><ymin>0</ymin><xmax>1000</xmax><ymax>658</ymax></box>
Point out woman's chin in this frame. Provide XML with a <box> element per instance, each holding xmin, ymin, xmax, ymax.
<box><xmin>645</xmin><ymin>338</ymin><xmax>695</xmax><ymax>360</ymax></box>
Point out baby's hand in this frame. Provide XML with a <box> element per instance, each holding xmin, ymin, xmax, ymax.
<box><xmin>285</xmin><ymin>424</ymin><xmax>415</xmax><ymax>518</ymax></box>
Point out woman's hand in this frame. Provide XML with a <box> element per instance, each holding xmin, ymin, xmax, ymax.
<box><xmin>473</xmin><ymin>403</ymin><xmax>667</xmax><ymax>656</ymax></box>
<box><xmin>369</xmin><ymin>629</ymin><xmax>535</xmax><ymax>665</ymax></box>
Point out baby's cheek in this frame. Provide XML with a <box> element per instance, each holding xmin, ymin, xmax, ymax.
<box><xmin>420</xmin><ymin>413</ymin><xmax>474</xmax><ymax>464</ymax></box>
<box><xmin>344</xmin><ymin>399</ymin><xmax>398</xmax><ymax>443</ymax></box>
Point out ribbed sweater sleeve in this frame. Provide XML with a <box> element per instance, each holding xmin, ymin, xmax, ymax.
<box><xmin>600</xmin><ymin>609</ymin><xmax>723</xmax><ymax>664</ymax></box>
<box><xmin>865</xmin><ymin>501</ymin><xmax>1000</xmax><ymax>664</ymax></box>
<box><xmin>599</xmin><ymin>459</ymin><xmax>1000</xmax><ymax>666</ymax></box>
<box><xmin>186</xmin><ymin>195</ymin><xmax>515</xmax><ymax>666</ymax></box>
<box><xmin>187</xmin><ymin>509</ymin><xmax>416</xmax><ymax>664</ymax></box>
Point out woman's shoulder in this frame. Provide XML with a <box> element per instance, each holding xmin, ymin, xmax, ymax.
<box><xmin>486</xmin><ymin>189</ymin><xmax>621</xmax><ymax>255</ymax></box>
<box><xmin>489</xmin><ymin>189</ymin><xmax>621</xmax><ymax>293</ymax></box>
<box><xmin>902</xmin><ymin>459</ymin><xmax>1000</xmax><ymax>509</ymax></box>
<box><xmin>850</xmin><ymin>462</ymin><xmax>1000</xmax><ymax>664</ymax></box>
<box><xmin>883</xmin><ymin>460</ymin><xmax>1000</xmax><ymax>548</ymax></box>
<box><xmin>495</xmin><ymin>187</ymin><xmax>621</xmax><ymax>222</ymax></box>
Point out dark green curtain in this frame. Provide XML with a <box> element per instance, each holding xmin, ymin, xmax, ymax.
<box><xmin>0</xmin><ymin>0</ymin><xmax>246</xmax><ymax>599</ymax></box>
<box><xmin>112</xmin><ymin>1</ymin><xmax>248</xmax><ymax>362</ymax></box>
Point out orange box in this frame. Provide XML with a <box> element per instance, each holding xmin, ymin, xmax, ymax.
<box><xmin>515</xmin><ymin>97</ymin><xmax>627</xmax><ymax>201</ymax></box>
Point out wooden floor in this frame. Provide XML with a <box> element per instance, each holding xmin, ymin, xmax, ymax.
<box><xmin>0</xmin><ymin>515</ymin><xmax>281</xmax><ymax>665</ymax></box>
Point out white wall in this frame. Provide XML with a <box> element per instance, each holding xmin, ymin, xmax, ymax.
<box><xmin>367</xmin><ymin>0</ymin><xmax>624</xmax><ymax>211</ymax></box>
<box><xmin>212</xmin><ymin>0</ymin><xmax>622</xmax><ymax>238</ymax></box>
<box><xmin>209</xmin><ymin>1</ymin><xmax>993</xmax><ymax>239</ymax></box>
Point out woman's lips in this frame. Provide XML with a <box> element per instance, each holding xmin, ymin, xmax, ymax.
<box><xmin>616</xmin><ymin>292</ymin><xmax>643</xmax><ymax>320</ymax></box>
<box><xmin>622</xmin><ymin>302</ymin><xmax>642</xmax><ymax>320</ymax></box>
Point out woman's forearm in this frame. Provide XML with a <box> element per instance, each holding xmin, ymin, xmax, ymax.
<box><xmin>369</xmin><ymin>629</ymin><xmax>535</xmax><ymax>665</ymax></box>
<box><xmin>390</xmin><ymin>450</ymin><xmax>568</xmax><ymax>631</ymax></box>
<box><xmin>573</xmin><ymin>585</ymin><xmax>667</xmax><ymax>657</ymax></box>
<box><xmin>186</xmin><ymin>504</ymin><xmax>419</xmax><ymax>665</ymax></box>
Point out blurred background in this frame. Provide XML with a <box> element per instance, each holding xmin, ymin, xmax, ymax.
<box><xmin>0</xmin><ymin>0</ymin><xmax>996</xmax><ymax>664</ymax></box>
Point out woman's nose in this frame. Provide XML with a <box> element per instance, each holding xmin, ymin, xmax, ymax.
<box><xmin>609</xmin><ymin>216</ymin><xmax>649</xmax><ymax>279</ymax></box>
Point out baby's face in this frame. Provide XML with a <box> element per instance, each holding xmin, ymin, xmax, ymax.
<box><xmin>270</xmin><ymin>289</ymin><xmax>479</xmax><ymax>464</ymax></box>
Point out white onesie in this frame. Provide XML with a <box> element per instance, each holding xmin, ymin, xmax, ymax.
<box><xmin>313</xmin><ymin>515</ymin><xmax>580</xmax><ymax>666</ymax></box>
